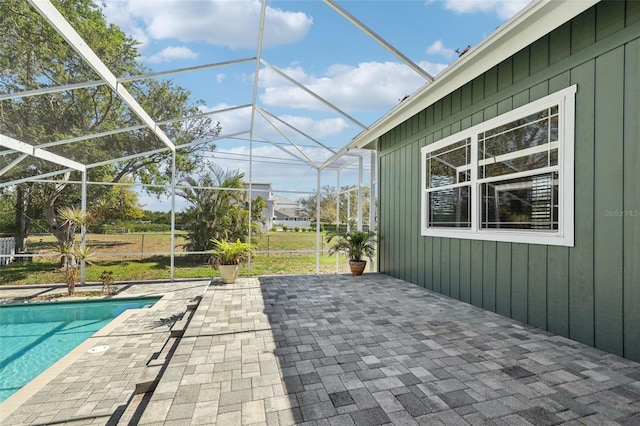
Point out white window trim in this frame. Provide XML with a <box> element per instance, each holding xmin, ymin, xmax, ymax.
<box><xmin>420</xmin><ymin>85</ymin><xmax>576</xmax><ymax>247</ymax></box>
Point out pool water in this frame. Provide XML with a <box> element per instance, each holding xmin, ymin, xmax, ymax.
<box><xmin>0</xmin><ymin>297</ymin><xmax>159</xmax><ymax>403</ymax></box>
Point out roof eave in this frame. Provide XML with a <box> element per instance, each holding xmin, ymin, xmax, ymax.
<box><xmin>348</xmin><ymin>0</ymin><xmax>600</xmax><ymax>150</ymax></box>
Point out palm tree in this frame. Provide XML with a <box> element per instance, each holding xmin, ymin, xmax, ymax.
<box><xmin>177</xmin><ymin>165</ymin><xmax>249</xmax><ymax>254</ymax></box>
<box><xmin>57</xmin><ymin>206</ymin><xmax>94</xmax><ymax>295</ymax></box>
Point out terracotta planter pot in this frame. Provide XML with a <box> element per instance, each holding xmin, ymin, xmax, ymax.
<box><xmin>349</xmin><ymin>260</ymin><xmax>367</xmax><ymax>276</ymax></box>
<box><xmin>218</xmin><ymin>264</ymin><xmax>239</xmax><ymax>284</ymax></box>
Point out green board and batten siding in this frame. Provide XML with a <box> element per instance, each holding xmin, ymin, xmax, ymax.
<box><xmin>377</xmin><ymin>0</ymin><xmax>640</xmax><ymax>361</ymax></box>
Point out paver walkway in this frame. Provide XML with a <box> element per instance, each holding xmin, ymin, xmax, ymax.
<box><xmin>139</xmin><ymin>274</ymin><xmax>640</xmax><ymax>425</ymax></box>
<box><xmin>2</xmin><ymin>274</ymin><xmax>640</xmax><ymax>425</ymax></box>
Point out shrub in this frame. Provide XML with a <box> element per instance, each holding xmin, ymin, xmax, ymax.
<box><xmin>100</xmin><ymin>270</ymin><xmax>117</xmax><ymax>295</ymax></box>
<box><xmin>208</xmin><ymin>238</ymin><xmax>257</xmax><ymax>268</ymax></box>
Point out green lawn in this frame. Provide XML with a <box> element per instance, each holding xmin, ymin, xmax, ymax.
<box><xmin>1</xmin><ymin>232</ymin><xmax>360</xmax><ymax>285</ymax></box>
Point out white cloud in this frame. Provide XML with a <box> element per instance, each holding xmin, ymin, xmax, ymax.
<box><xmin>182</xmin><ymin>108</ymin><xmax>365</xmax><ymax>192</ymax></box>
<box><xmin>426</xmin><ymin>40</ymin><xmax>456</xmax><ymax>59</ymax></box>
<box><xmin>199</xmin><ymin>103</ymin><xmax>253</xmax><ymax>136</ymax></box>
<box><xmin>218</xmin><ymin>144</ymin><xmax>332</xmax><ymax>167</ymax></box>
<box><xmin>102</xmin><ymin>0</ymin><xmax>312</xmax><ymax>49</ymax></box>
<box><xmin>101</xmin><ymin>1</ymin><xmax>149</xmax><ymax>46</ymax></box>
<box><xmin>276</xmin><ymin>116</ymin><xmax>349</xmax><ymax>139</ymax></box>
<box><xmin>216</xmin><ymin>73</ymin><xmax>226</xmax><ymax>83</ymax></box>
<box><xmin>198</xmin><ymin>104</ymin><xmax>348</xmax><ymax>141</ymax></box>
<box><xmin>418</xmin><ymin>61</ymin><xmax>450</xmax><ymax>79</ymax></box>
<box><xmin>144</xmin><ymin>46</ymin><xmax>198</xmax><ymax>63</ymax></box>
<box><xmin>436</xmin><ymin>0</ymin><xmax>532</xmax><ymax>20</ymax></box>
<box><xmin>208</xmin><ymin>144</ymin><xmax>337</xmax><ymax>192</ymax></box>
<box><xmin>259</xmin><ymin>61</ymin><xmax>448</xmax><ymax>112</ymax></box>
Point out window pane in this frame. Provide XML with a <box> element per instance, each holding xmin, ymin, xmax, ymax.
<box><xmin>479</xmin><ymin>107</ymin><xmax>558</xmax><ymax>179</ymax></box>
<box><xmin>550</xmin><ymin>148</ymin><xmax>558</xmax><ymax>167</ymax></box>
<box><xmin>427</xmin><ymin>139</ymin><xmax>470</xmax><ymax>188</ymax></box>
<box><xmin>428</xmin><ymin>186</ymin><xmax>471</xmax><ymax>228</ymax></box>
<box><xmin>549</xmin><ymin>115</ymin><xmax>558</xmax><ymax>146</ymax></box>
<box><xmin>483</xmin><ymin>109</ymin><xmax>549</xmax><ymax>139</ymax></box>
<box><xmin>481</xmin><ymin>172</ymin><xmax>558</xmax><ymax>230</ymax></box>
<box><xmin>482</xmin><ymin>149</ymin><xmax>557</xmax><ymax>178</ymax></box>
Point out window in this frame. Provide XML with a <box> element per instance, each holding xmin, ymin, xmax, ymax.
<box><xmin>420</xmin><ymin>85</ymin><xmax>576</xmax><ymax>246</ymax></box>
<box><xmin>426</xmin><ymin>138</ymin><xmax>471</xmax><ymax>228</ymax></box>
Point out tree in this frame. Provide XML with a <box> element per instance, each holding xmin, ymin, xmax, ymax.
<box><xmin>177</xmin><ymin>166</ymin><xmax>263</xmax><ymax>254</ymax></box>
<box><xmin>299</xmin><ymin>185</ymin><xmax>338</xmax><ymax>223</ymax></box>
<box><xmin>141</xmin><ymin>210</ymin><xmax>172</xmax><ymax>225</ymax></box>
<box><xmin>0</xmin><ymin>187</ymin><xmax>19</xmax><ymax>234</ymax></box>
<box><xmin>0</xmin><ymin>0</ymin><xmax>220</xmax><ymax>251</ymax></box>
<box><xmin>89</xmin><ymin>177</ymin><xmax>144</xmax><ymax>228</ymax></box>
<box><xmin>299</xmin><ymin>185</ymin><xmax>371</xmax><ymax>224</ymax></box>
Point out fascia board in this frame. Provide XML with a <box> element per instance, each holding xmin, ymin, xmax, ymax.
<box><xmin>349</xmin><ymin>0</ymin><xmax>600</xmax><ymax>149</ymax></box>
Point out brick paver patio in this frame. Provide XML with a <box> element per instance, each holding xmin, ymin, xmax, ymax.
<box><xmin>1</xmin><ymin>274</ymin><xmax>640</xmax><ymax>425</ymax></box>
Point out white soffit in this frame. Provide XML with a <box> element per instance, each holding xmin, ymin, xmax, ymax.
<box><xmin>348</xmin><ymin>0</ymin><xmax>601</xmax><ymax>149</ymax></box>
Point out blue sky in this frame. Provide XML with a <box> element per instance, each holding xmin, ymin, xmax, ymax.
<box><xmin>99</xmin><ymin>0</ymin><xmax>531</xmax><ymax>210</ymax></box>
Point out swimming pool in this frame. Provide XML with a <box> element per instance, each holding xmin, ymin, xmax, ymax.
<box><xmin>0</xmin><ymin>297</ymin><xmax>160</xmax><ymax>403</ymax></box>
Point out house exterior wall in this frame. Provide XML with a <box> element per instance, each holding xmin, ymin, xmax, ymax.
<box><xmin>377</xmin><ymin>1</ymin><xmax>640</xmax><ymax>360</ymax></box>
<box><xmin>245</xmin><ymin>182</ymin><xmax>275</xmax><ymax>231</ymax></box>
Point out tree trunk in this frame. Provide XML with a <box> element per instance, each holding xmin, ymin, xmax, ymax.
<box><xmin>41</xmin><ymin>174</ymin><xmax>74</xmax><ymax>267</ymax></box>
<box><xmin>14</xmin><ymin>185</ymin><xmax>27</xmax><ymax>253</ymax></box>
<box><xmin>43</xmin><ymin>203</ymin><xmax>72</xmax><ymax>268</ymax></box>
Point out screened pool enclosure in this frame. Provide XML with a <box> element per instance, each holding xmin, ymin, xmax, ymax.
<box><xmin>0</xmin><ymin>0</ymin><xmax>446</xmax><ymax>280</ymax></box>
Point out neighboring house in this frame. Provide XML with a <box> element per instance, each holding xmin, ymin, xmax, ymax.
<box><xmin>243</xmin><ymin>183</ymin><xmax>310</xmax><ymax>230</ymax></box>
<box><xmin>272</xmin><ymin>196</ymin><xmax>311</xmax><ymax>229</ymax></box>
<box><xmin>243</xmin><ymin>181</ymin><xmax>275</xmax><ymax>232</ymax></box>
<box><xmin>353</xmin><ymin>1</ymin><xmax>639</xmax><ymax>361</ymax></box>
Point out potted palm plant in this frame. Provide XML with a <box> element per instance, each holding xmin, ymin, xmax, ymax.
<box><xmin>327</xmin><ymin>230</ymin><xmax>375</xmax><ymax>275</ymax></box>
<box><xmin>209</xmin><ymin>238</ymin><xmax>256</xmax><ymax>283</ymax></box>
